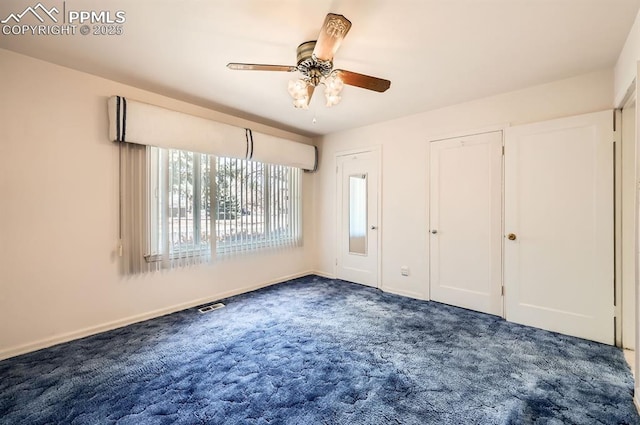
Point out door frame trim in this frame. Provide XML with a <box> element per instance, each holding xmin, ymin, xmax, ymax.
<box><xmin>617</xmin><ymin>82</ymin><xmax>637</xmax><ymax>350</ymax></box>
<box><xmin>428</xmin><ymin>123</ymin><xmax>510</xmax><ymax>144</ymax></box>
<box><xmin>335</xmin><ymin>146</ymin><xmax>383</xmax><ymax>289</ymax></box>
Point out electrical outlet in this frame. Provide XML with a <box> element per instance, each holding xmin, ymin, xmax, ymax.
<box><xmin>400</xmin><ymin>266</ymin><xmax>410</xmax><ymax>277</ymax></box>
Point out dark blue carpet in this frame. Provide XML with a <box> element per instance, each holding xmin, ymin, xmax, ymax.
<box><xmin>0</xmin><ymin>275</ymin><xmax>637</xmax><ymax>424</ymax></box>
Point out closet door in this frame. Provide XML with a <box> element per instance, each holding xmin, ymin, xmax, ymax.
<box><xmin>429</xmin><ymin>131</ymin><xmax>503</xmax><ymax>316</ymax></box>
<box><xmin>504</xmin><ymin>110</ymin><xmax>614</xmax><ymax>344</ymax></box>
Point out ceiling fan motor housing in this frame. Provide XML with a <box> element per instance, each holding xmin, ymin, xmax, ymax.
<box><xmin>296</xmin><ymin>41</ymin><xmax>316</xmax><ymax>65</ymax></box>
<box><xmin>296</xmin><ymin>41</ymin><xmax>333</xmax><ymax>86</ymax></box>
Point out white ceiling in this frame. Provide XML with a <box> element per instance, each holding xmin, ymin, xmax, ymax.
<box><xmin>1</xmin><ymin>0</ymin><xmax>639</xmax><ymax>137</ymax></box>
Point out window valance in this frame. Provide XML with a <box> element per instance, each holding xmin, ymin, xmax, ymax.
<box><xmin>107</xmin><ymin>96</ymin><xmax>317</xmax><ymax>171</ymax></box>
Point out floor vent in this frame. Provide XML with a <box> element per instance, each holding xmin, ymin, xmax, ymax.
<box><xmin>198</xmin><ymin>303</ymin><xmax>225</xmax><ymax>313</ymax></box>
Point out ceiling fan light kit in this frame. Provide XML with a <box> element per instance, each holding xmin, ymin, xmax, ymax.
<box><xmin>323</xmin><ymin>73</ymin><xmax>344</xmax><ymax>107</ymax></box>
<box><xmin>227</xmin><ymin>13</ymin><xmax>391</xmax><ymax>110</ymax></box>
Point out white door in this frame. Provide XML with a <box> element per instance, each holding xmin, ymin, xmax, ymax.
<box><xmin>504</xmin><ymin>110</ymin><xmax>614</xmax><ymax>345</ymax></box>
<box><xmin>336</xmin><ymin>150</ymin><xmax>379</xmax><ymax>287</ymax></box>
<box><xmin>429</xmin><ymin>132</ymin><xmax>503</xmax><ymax>316</ymax></box>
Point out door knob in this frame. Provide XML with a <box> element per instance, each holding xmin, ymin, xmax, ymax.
<box><xmin>370</xmin><ymin>225</ymin><xmax>377</xmax><ymax>230</ymax></box>
<box><xmin>507</xmin><ymin>233</ymin><xmax>517</xmax><ymax>241</ymax></box>
<box><xmin>431</xmin><ymin>230</ymin><xmax>438</xmax><ymax>234</ymax></box>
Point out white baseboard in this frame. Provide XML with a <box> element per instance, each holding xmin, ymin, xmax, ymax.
<box><xmin>0</xmin><ymin>270</ymin><xmax>315</xmax><ymax>362</ymax></box>
<box><xmin>381</xmin><ymin>285</ymin><xmax>427</xmax><ymax>301</ymax></box>
<box><xmin>310</xmin><ymin>273</ymin><xmax>428</xmax><ymax>302</ymax></box>
<box><xmin>311</xmin><ymin>270</ymin><xmax>335</xmax><ymax>279</ymax></box>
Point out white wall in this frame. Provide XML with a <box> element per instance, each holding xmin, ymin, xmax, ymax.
<box><xmin>314</xmin><ymin>69</ymin><xmax>614</xmax><ymax>300</ymax></box>
<box><xmin>0</xmin><ymin>49</ymin><xmax>316</xmax><ymax>360</ymax></box>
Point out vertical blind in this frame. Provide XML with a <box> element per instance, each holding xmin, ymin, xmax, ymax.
<box><xmin>153</xmin><ymin>149</ymin><xmax>214</xmax><ymax>269</ymax></box>
<box><xmin>119</xmin><ymin>142</ymin><xmax>158</xmax><ymax>274</ymax></box>
<box><xmin>215</xmin><ymin>157</ymin><xmax>302</xmax><ymax>256</ymax></box>
<box><xmin>120</xmin><ymin>147</ymin><xmax>303</xmax><ymax>274</ymax></box>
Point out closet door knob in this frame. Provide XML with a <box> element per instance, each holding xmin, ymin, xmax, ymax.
<box><xmin>507</xmin><ymin>233</ymin><xmax>517</xmax><ymax>241</ymax></box>
<box><xmin>431</xmin><ymin>230</ymin><xmax>438</xmax><ymax>234</ymax></box>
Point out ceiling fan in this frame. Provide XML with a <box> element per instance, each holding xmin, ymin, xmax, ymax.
<box><xmin>227</xmin><ymin>13</ymin><xmax>391</xmax><ymax>109</ymax></box>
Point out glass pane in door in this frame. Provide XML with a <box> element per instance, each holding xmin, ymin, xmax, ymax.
<box><xmin>349</xmin><ymin>174</ymin><xmax>367</xmax><ymax>255</ymax></box>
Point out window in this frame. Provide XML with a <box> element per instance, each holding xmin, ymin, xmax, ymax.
<box><xmin>147</xmin><ymin>147</ymin><xmax>302</xmax><ymax>264</ymax></box>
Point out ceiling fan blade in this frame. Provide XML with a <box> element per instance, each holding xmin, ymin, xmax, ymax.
<box><xmin>312</xmin><ymin>13</ymin><xmax>352</xmax><ymax>61</ymax></box>
<box><xmin>334</xmin><ymin>69</ymin><xmax>391</xmax><ymax>93</ymax></box>
<box><xmin>306</xmin><ymin>84</ymin><xmax>315</xmax><ymax>107</ymax></box>
<box><xmin>227</xmin><ymin>63</ymin><xmax>298</xmax><ymax>72</ymax></box>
